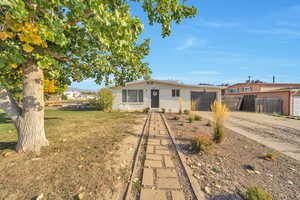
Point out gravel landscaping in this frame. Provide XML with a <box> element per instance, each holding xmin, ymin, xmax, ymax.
<box><xmin>166</xmin><ymin>113</ymin><xmax>300</xmax><ymax>200</ymax></box>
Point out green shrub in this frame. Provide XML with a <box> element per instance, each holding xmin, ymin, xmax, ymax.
<box><xmin>213</xmin><ymin>123</ymin><xmax>224</xmax><ymax>143</ymax></box>
<box><xmin>194</xmin><ymin>115</ymin><xmax>202</xmax><ymax>121</ymax></box>
<box><xmin>143</xmin><ymin>107</ymin><xmax>150</xmax><ymax>113</ymax></box>
<box><xmin>244</xmin><ymin>186</ymin><xmax>272</xmax><ymax>200</ymax></box>
<box><xmin>190</xmin><ymin>134</ymin><xmax>213</xmax><ymax>153</ymax></box>
<box><xmin>184</xmin><ymin>109</ymin><xmax>189</xmax><ymax>114</ymax></box>
<box><xmin>264</xmin><ymin>152</ymin><xmax>277</xmax><ymax>161</ymax></box>
<box><xmin>161</xmin><ymin>108</ymin><xmax>166</xmax><ymax>113</ymax></box>
<box><xmin>188</xmin><ymin>116</ymin><xmax>194</xmax><ymax>123</ymax></box>
<box><xmin>89</xmin><ymin>88</ymin><xmax>113</xmax><ymax>111</ymax></box>
<box><xmin>172</xmin><ymin>116</ymin><xmax>180</xmax><ymax>120</ymax></box>
<box><xmin>178</xmin><ymin>109</ymin><xmax>183</xmax><ymax>115</ymax></box>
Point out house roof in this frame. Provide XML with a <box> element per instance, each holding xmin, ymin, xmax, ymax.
<box><xmin>110</xmin><ymin>79</ymin><xmax>224</xmax><ymax>89</ymax></box>
<box><xmin>227</xmin><ymin>83</ymin><xmax>300</xmax><ymax>88</ymax></box>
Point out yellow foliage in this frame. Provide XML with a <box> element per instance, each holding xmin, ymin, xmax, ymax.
<box><xmin>211</xmin><ymin>101</ymin><xmax>229</xmax><ymax>124</ymax></box>
<box><xmin>44</xmin><ymin>80</ymin><xmax>61</xmax><ymax>94</ymax></box>
<box><xmin>0</xmin><ymin>31</ymin><xmax>14</xmax><ymax>40</ymax></box>
<box><xmin>10</xmin><ymin>63</ymin><xmax>18</xmax><ymax>69</ymax></box>
<box><xmin>22</xmin><ymin>43</ymin><xmax>34</xmax><ymax>52</ymax></box>
<box><xmin>191</xmin><ymin>100</ymin><xmax>197</xmax><ymax>111</ymax></box>
<box><xmin>4</xmin><ymin>18</ymin><xmax>48</xmax><ymax>49</ymax></box>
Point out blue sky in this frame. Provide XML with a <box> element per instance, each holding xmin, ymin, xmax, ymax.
<box><xmin>71</xmin><ymin>0</ymin><xmax>300</xmax><ymax>90</ymax></box>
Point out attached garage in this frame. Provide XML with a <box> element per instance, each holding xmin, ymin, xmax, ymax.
<box><xmin>294</xmin><ymin>96</ymin><xmax>300</xmax><ymax>116</ymax></box>
<box><xmin>191</xmin><ymin>91</ymin><xmax>217</xmax><ymax>111</ymax></box>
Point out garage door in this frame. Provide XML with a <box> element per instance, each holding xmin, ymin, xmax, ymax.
<box><xmin>191</xmin><ymin>92</ymin><xmax>217</xmax><ymax>111</ymax></box>
<box><xmin>294</xmin><ymin>96</ymin><xmax>300</xmax><ymax>116</ymax></box>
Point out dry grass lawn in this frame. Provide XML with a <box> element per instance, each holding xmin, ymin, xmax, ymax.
<box><xmin>0</xmin><ymin>110</ymin><xmax>144</xmax><ymax>200</ymax></box>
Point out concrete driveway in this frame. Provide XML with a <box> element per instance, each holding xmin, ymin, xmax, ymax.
<box><xmin>196</xmin><ymin>111</ymin><xmax>300</xmax><ymax>162</ymax></box>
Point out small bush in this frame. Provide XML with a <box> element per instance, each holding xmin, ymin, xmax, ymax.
<box><xmin>178</xmin><ymin>97</ymin><xmax>184</xmax><ymax>114</ymax></box>
<box><xmin>211</xmin><ymin>101</ymin><xmax>229</xmax><ymax>144</ymax></box>
<box><xmin>89</xmin><ymin>88</ymin><xmax>113</xmax><ymax>111</ymax></box>
<box><xmin>172</xmin><ymin>116</ymin><xmax>180</xmax><ymax>120</ymax></box>
<box><xmin>213</xmin><ymin>123</ymin><xmax>225</xmax><ymax>143</ymax></box>
<box><xmin>190</xmin><ymin>134</ymin><xmax>213</xmax><ymax>153</ymax></box>
<box><xmin>194</xmin><ymin>115</ymin><xmax>202</xmax><ymax>121</ymax></box>
<box><xmin>184</xmin><ymin>109</ymin><xmax>189</xmax><ymax>114</ymax></box>
<box><xmin>143</xmin><ymin>107</ymin><xmax>150</xmax><ymax>113</ymax></box>
<box><xmin>161</xmin><ymin>108</ymin><xmax>166</xmax><ymax>113</ymax></box>
<box><xmin>188</xmin><ymin>116</ymin><xmax>194</xmax><ymax>123</ymax></box>
<box><xmin>244</xmin><ymin>186</ymin><xmax>272</xmax><ymax>200</ymax></box>
<box><xmin>264</xmin><ymin>152</ymin><xmax>277</xmax><ymax>161</ymax></box>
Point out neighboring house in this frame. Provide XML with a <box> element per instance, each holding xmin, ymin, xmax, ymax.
<box><xmin>64</xmin><ymin>88</ymin><xmax>81</xmax><ymax>99</ymax></box>
<box><xmin>224</xmin><ymin>83</ymin><xmax>300</xmax><ymax>116</ymax></box>
<box><xmin>64</xmin><ymin>88</ymin><xmax>96</xmax><ymax>100</ymax></box>
<box><xmin>226</xmin><ymin>83</ymin><xmax>300</xmax><ymax>94</ymax></box>
<box><xmin>110</xmin><ymin>79</ymin><xmax>222</xmax><ymax>112</ymax></box>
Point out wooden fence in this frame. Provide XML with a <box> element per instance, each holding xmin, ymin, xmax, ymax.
<box><xmin>255</xmin><ymin>98</ymin><xmax>283</xmax><ymax>114</ymax></box>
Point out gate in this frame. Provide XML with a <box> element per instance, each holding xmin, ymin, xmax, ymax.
<box><xmin>256</xmin><ymin>98</ymin><xmax>283</xmax><ymax>115</ymax></box>
<box><xmin>191</xmin><ymin>92</ymin><xmax>217</xmax><ymax>111</ymax></box>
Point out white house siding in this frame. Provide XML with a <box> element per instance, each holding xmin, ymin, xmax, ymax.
<box><xmin>111</xmin><ymin>82</ymin><xmax>221</xmax><ymax>112</ymax></box>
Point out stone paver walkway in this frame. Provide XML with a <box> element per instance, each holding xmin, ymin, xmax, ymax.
<box><xmin>140</xmin><ymin>113</ymin><xmax>185</xmax><ymax>200</ymax></box>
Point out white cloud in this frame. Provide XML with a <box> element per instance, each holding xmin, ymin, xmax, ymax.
<box><xmin>191</xmin><ymin>71</ymin><xmax>221</xmax><ymax>75</ymax></box>
<box><xmin>244</xmin><ymin>28</ymin><xmax>300</xmax><ymax>37</ymax></box>
<box><xmin>176</xmin><ymin>37</ymin><xmax>206</xmax><ymax>51</ymax></box>
<box><xmin>200</xmin><ymin>21</ymin><xmax>240</xmax><ymax>28</ymax></box>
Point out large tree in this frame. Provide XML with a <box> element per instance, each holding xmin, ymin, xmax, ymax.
<box><xmin>0</xmin><ymin>0</ymin><xmax>196</xmax><ymax>152</ymax></box>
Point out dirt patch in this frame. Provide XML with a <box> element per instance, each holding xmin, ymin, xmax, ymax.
<box><xmin>0</xmin><ymin>110</ymin><xmax>145</xmax><ymax>200</ymax></box>
<box><xmin>166</xmin><ymin>113</ymin><xmax>300</xmax><ymax>200</ymax></box>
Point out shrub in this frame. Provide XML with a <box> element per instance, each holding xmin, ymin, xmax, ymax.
<box><xmin>178</xmin><ymin>97</ymin><xmax>184</xmax><ymax>114</ymax></box>
<box><xmin>178</xmin><ymin>109</ymin><xmax>183</xmax><ymax>115</ymax></box>
<box><xmin>161</xmin><ymin>108</ymin><xmax>166</xmax><ymax>113</ymax></box>
<box><xmin>89</xmin><ymin>88</ymin><xmax>113</xmax><ymax>111</ymax></box>
<box><xmin>172</xmin><ymin>116</ymin><xmax>180</xmax><ymax>120</ymax></box>
<box><xmin>211</xmin><ymin>101</ymin><xmax>229</xmax><ymax>144</ymax></box>
<box><xmin>188</xmin><ymin>111</ymin><xmax>194</xmax><ymax>123</ymax></box>
<box><xmin>264</xmin><ymin>152</ymin><xmax>277</xmax><ymax>161</ymax></box>
<box><xmin>188</xmin><ymin>116</ymin><xmax>194</xmax><ymax>123</ymax></box>
<box><xmin>244</xmin><ymin>186</ymin><xmax>272</xmax><ymax>200</ymax></box>
<box><xmin>184</xmin><ymin>109</ymin><xmax>189</xmax><ymax>114</ymax></box>
<box><xmin>213</xmin><ymin>123</ymin><xmax>225</xmax><ymax>143</ymax></box>
<box><xmin>190</xmin><ymin>134</ymin><xmax>213</xmax><ymax>153</ymax></box>
<box><xmin>194</xmin><ymin>115</ymin><xmax>202</xmax><ymax>121</ymax></box>
<box><xmin>143</xmin><ymin>107</ymin><xmax>150</xmax><ymax>113</ymax></box>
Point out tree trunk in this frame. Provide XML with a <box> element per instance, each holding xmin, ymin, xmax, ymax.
<box><xmin>15</xmin><ymin>58</ymin><xmax>49</xmax><ymax>152</ymax></box>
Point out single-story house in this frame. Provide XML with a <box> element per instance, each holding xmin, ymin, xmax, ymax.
<box><xmin>224</xmin><ymin>83</ymin><xmax>300</xmax><ymax>116</ymax></box>
<box><xmin>110</xmin><ymin>79</ymin><xmax>222</xmax><ymax>112</ymax></box>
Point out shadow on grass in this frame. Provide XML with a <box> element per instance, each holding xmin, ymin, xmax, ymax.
<box><xmin>0</xmin><ymin>142</ymin><xmax>16</xmax><ymax>151</ymax></box>
<box><xmin>44</xmin><ymin>117</ymin><xmax>62</xmax><ymax>120</ymax></box>
<box><xmin>0</xmin><ymin>113</ymin><xmax>12</xmax><ymax>124</ymax></box>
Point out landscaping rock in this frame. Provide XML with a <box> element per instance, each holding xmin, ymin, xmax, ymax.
<box><xmin>36</xmin><ymin>193</ymin><xmax>44</xmax><ymax>200</ymax></box>
<box><xmin>204</xmin><ymin>186</ymin><xmax>211</xmax><ymax>194</ymax></box>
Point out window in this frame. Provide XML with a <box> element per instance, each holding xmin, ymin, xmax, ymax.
<box><xmin>229</xmin><ymin>88</ymin><xmax>238</xmax><ymax>93</ymax></box>
<box><xmin>122</xmin><ymin>89</ymin><xmax>143</xmax><ymax>103</ymax></box>
<box><xmin>244</xmin><ymin>87</ymin><xmax>251</xmax><ymax>92</ymax></box>
<box><xmin>172</xmin><ymin>89</ymin><xmax>180</xmax><ymax>97</ymax></box>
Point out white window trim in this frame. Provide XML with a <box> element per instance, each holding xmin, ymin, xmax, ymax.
<box><xmin>122</xmin><ymin>89</ymin><xmax>144</xmax><ymax>103</ymax></box>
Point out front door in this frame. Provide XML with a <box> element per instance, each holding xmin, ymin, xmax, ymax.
<box><xmin>151</xmin><ymin>89</ymin><xmax>159</xmax><ymax>108</ymax></box>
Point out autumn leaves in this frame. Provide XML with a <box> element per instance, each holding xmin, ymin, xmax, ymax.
<box><xmin>0</xmin><ymin>20</ymin><xmax>48</xmax><ymax>53</ymax></box>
